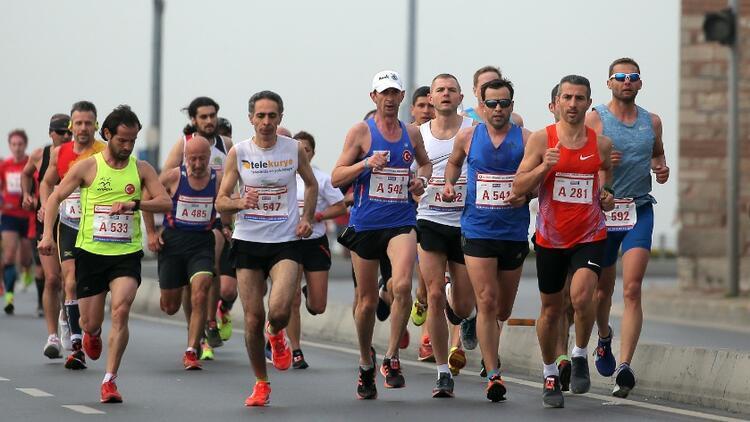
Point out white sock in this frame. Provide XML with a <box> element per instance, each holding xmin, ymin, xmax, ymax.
<box><xmin>571</xmin><ymin>346</ymin><xmax>587</xmax><ymax>358</ymax></box>
<box><xmin>102</xmin><ymin>372</ymin><xmax>116</xmax><ymax>384</ymax></box>
<box><xmin>71</xmin><ymin>334</ymin><xmax>82</xmax><ymax>342</ymax></box>
<box><xmin>186</xmin><ymin>347</ymin><xmax>197</xmax><ymax>354</ymax></box>
<box><xmin>437</xmin><ymin>364</ymin><xmax>451</xmax><ymax>376</ymax></box>
<box><xmin>543</xmin><ymin>363</ymin><xmax>559</xmax><ymax>377</ymax></box>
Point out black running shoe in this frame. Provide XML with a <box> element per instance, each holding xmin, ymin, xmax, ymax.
<box><xmin>570</xmin><ymin>356</ymin><xmax>591</xmax><ymax>394</ymax></box>
<box><xmin>542</xmin><ymin>375</ymin><xmax>564</xmax><ymax>408</ymax></box>
<box><xmin>485</xmin><ymin>373</ymin><xmax>507</xmax><ymax>402</ymax></box>
<box><xmin>613</xmin><ymin>363</ymin><xmax>636</xmax><ymax>398</ymax></box>
<box><xmin>558</xmin><ymin>358</ymin><xmax>571</xmax><ymax>392</ymax></box>
<box><xmin>376</xmin><ymin>278</ymin><xmax>391</xmax><ymax>321</ymax></box>
<box><xmin>382</xmin><ymin>357</ymin><xmax>405</xmax><ymax>388</ymax></box>
<box><xmin>356</xmin><ymin>366</ymin><xmax>377</xmax><ymax>400</ymax></box>
<box><xmin>432</xmin><ymin>372</ymin><xmax>454</xmax><ymax>398</ymax></box>
<box><xmin>206</xmin><ymin>322</ymin><xmax>223</xmax><ymax>348</ymax></box>
<box><xmin>292</xmin><ymin>349</ymin><xmax>309</xmax><ymax>369</ymax></box>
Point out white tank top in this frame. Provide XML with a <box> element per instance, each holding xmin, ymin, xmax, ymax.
<box><xmin>416</xmin><ymin>117</ymin><xmax>473</xmax><ymax>227</ymax></box>
<box><xmin>296</xmin><ymin>167</ymin><xmax>344</xmax><ymax>239</ymax></box>
<box><xmin>232</xmin><ymin>136</ymin><xmax>299</xmax><ymax>243</ymax></box>
<box><xmin>183</xmin><ymin>134</ymin><xmax>228</xmax><ymax>171</ymax></box>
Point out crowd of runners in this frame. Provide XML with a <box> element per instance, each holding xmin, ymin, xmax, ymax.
<box><xmin>1</xmin><ymin>57</ymin><xmax>669</xmax><ymax>408</ymax></box>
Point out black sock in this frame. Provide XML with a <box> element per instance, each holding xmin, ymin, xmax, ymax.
<box><xmin>220</xmin><ymin>296</ymin><xmax>236</xmax><ymax>311</ymax></box>
<box><xmin>65</xmin><ymin>301</ymin><xmax>82</xmax><ymax>336</ymax></box>
<box><xmin>35</xmin><ymin>277</ymin><xmax>44</xmax><ymax>308</ymax></box>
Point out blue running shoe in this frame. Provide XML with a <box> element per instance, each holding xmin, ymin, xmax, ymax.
<box><xmin>594</xmin><ymin>326</ymin><xmax>616</xmax><ymax>377</ymax></box>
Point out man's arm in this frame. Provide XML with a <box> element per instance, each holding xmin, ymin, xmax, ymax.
<box><xmin>442</xmin><ymin>127</ymin><xmax>472</xmax><ymax>201</ymax></box>
<box><xmin>512</xmin><ymin>130</ymin><xmax>554</xmax><ymax>197</ymax></box>
<box><xmin>134</xmin><ymin>161</ymin><xmax>172</xmax><ymax>213</ymax></box>
<box><xmin>597</xmin><ymin>135</ymin><xmax>615</xmax><ymax>211</ymax></box>
<box><xmin>216</xmin><ymin>148</ymin><xmax>256</xmax><ymax>213</ymax></box>
<box><xmin>39</xmin><ymin>146</ymin><xmax>61</xmax><ymax>221</ymax></box>
<box><xmin>162</xmin><ymin>137</ymin><xmax>185</xmax><ymax>170</ymax></box>
<box><xmin>650</xmin><ymin>113</ymin><xmax>669</xmax><ymax>184</ymax></box>
<box><xmin>143</xmin><ymin>167</ymin><xmax>178</xmax><ymax>252</ymax></box>
<box><xmin>21</xmin><ymin>147</ymin><xmax>42</xmax><ymax>210</ymax></box>
<box><xmin>584</xmin><ymin>109</ymin><xmax>603</xmax><ymax>134</ymax></box>
<box><xmin>331</xmin><ymin>123</ymin><xmax>374</xmax><ymax>188</ymax></box>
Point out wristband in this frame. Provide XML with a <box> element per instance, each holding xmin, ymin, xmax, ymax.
<box><xmin>418</xmin><ymin>176</ymin><xmax>428</xmax><ymax>187</ymax></box>
<box><xmin>132</xmin><ymin>200</ymin><xmax>141</xmax><ymax>211</ymax></box>
<box><xmin>363</xmin><ymin>158</ymin><xmax>369</xmax><ymax>169</ymax></box>
<box><xmin>314</xmin><ymin>212</ymin><xmax>324</xmax><ymax>222</ymax></box>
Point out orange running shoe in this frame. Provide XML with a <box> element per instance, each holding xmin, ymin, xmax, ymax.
<box><xmin>100</xmin><ymin>380</ymin><xmax>123</xmax><ymax>403</ymax></box>
<box><xmin>183</xmin><ymin>350</ymin><xmax>202</xmax><ymax>370</ymax></box>
<box><xmin>266</xmin><ymin>323</ymin><xmax>292</xmax><ymax>370</ymax></box>
<box><xmin>398</xmin><ymin>329</ymin><xmax>410</xmax><ymax>349</ymax></box>
<box><xmin>83</xmin><ymin>331</ymin><xmax>102</xmax><ymax>360</ymax></box>
<box><xmin>485</xmin><ymin>373</ymin><xmax>507</xmax><ymax>402</ymax></box>
<box><xmin>244</xmin><ymin>381</ymin><xmax>271</xmax><ymax>406</ymax></box>
<box><xmin>448</xmin><ymin>346</ymin><xmax>466</xmax><ymax>376</ymax></box>
<box><xmin>418</xmin><ymin>335</ymin><xmax>435</xmax><ymax>362</ymax></box>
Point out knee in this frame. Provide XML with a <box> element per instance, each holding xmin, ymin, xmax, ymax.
<box><xmin>244</xmin><ymin>312</ymin><xmax>265</xmax><ymax>334</ymax></box>
<box><xmin>390</xmin><ymin>279</ymin><xmax>412</xmax><ymax>300</ymax></box>
<box><xmin>426</xmin><ymin>286</ymin><xmax>445</xmax><ymax>309</ymax></box>
<box><xmin>357</xmin><ymin>294</ymin><xmax>377</xmax><ymax>316</ymax></box>
<box><xmin>496</xmin><ymin>308</ymin><xmax>512</xmax><ymax>322</ymax></box>
<box><xmin>44</xmin><ymin>275</ymin><xmax>61</xmax><ymax>290</ymax></box>
<box><xmin>110</xmin><ymin>303</ymin><xmax>131</xmax><ymax>326</ymax></box>
<box><xmin>307</xmin><ymin>296</ymin><xmax>326</xmax><ymax>315</ymax></box>
<box><xmin>192</xmin><ymin>285</ymin><xmax>209</xmax><ymax>307</ymax></box>
<box><xmin>161</xmin><ymin>299</ymin><xmax>180</xmax><ymax>316</ymax></box>
<box><xmin>622</xmin><ymin>281</ymin><xmax>642</xmax><ymax>303</ymax></box>
<box><xmin>540</xmin><ymin>302</ymin><xmax>562</xmax><ymax>320</ymax></box>
<box><xmin>476</xmin><ymin>292</ymin><xmax>497</xmax><ymax>314</ymax></box>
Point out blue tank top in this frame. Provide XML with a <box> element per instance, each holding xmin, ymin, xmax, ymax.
<box><xmin>163</xmin><ymin>166</ymin><xmax>218</xmax><ymax>231</ymax></box>
<box><xmin>594</xmin><ymin>104</ymin><xmax>655</xmax><ymax>206</ymax></box>
<box><xmin>349</xmin><ymin>118</ymin><xmax>417</xmax><ymax>231</ymax></box>
<box><xmin>462</xmin><ymin>123</ymin><xmax>529</xmax><ymax>241</ymax></box>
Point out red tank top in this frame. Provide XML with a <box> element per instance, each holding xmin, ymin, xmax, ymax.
<box><xmin>535</xmin><ymin>124</ymin><xmax>606</xmax><ymax>249</ymax></box>
<box><xmin>0</xmin><ymin>156</ymin><xmax>32</xmax><ymax>218</ymax></box>
<box><xmin>57</xmin><ymin>140</ymin><xmax>107</xmax><ymax>179</ymax></box>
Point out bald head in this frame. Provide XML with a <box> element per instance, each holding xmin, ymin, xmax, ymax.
<box><xmin>276</xmin><ymin>126</ymin><xmax>292</xmax><ymax>138</ymax></box>
<box><xmin>185</xmin><ymin>135</ymin><xmax>211</xmax><ymax>176</ymax></box>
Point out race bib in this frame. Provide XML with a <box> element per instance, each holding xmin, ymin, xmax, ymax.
<box><xmin>62</xmin><ymin>190</ymin><xmax>82</xmax><ymax>222</ymax></box>
<box><xmin>605</xmin><ymin>198</ymin><xmax>637</xmax><ymax>231</ymax></box>
<box><xmin>424</xmin><ymin>177</ymin><xmax>466</xmax><ymax>212</ymax></box>
<box><xmin>5</xmin><ymin>172</ymin><xmax>21</xmax><ymax>194</ymax></box>
<box><xmin>175</xmin><ymin>195</ymin><xmax>214</xmax><ymax>225</ymax></box>
<box><xmin>552</xmin><ymin>172</ymin><xmax>594</xmax><ymax>204</ymax></box>
<box><xmin>369</xmin><ymin>167</ymin><xmax>408</xmax><ymax>203</ymax></box>
<box><xmin>93</xmin><ymin>205</ymin><xmax>134</xmax><ymax>243</ymax></box>
<box><xmin>242</xmin><ymin>185</ymin><xmax>289</xmax><ymax>222</ymax></box>
<box><xmin>475</xmin><ymin>173</ymin><xmax>514</xmax><ymax>209</ymax></box>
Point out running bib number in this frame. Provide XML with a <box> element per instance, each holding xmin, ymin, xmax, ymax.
<box><xmin>605</xmin><ymin>198</ymin><xmax>637</xmax><ymax>231</ymax></box>
<box><xmin>553</xmin><ymin>173</ymin><xmax>594</xmax><ymax>204</ymax></box>
<box><xmin>5</xmin><ymin>172</ymin><xmax>21</xmax><ymax>194</ymax></box>
<box><xmin>175</xmin><ymin>195</ymin><xmax>214</xmax><ymax>225</ymax></box>
<box><xmin>424</xmin><ymin>177</ymin><xmax>466</xmax><ymax>212</ymax></box>
<box><xmin>369</xmin><ymin>167</ymin><xmax>408</xmax><ymax>203</ymax></box>
<box><xmin>242</xmin><ymin>185</ymin><xmax>288</xmax><ymax>222</ymax></box>
<box><xmin>93</xmin><ymin>205</ymin><xmax>133</xmax><ymax>243</ymax></box>
<box><xmin>475</xmin><ymin>174</ymin><xmax>514</xmax><ymax>209</ymax></box>
<box><xmin>62</xmin><ymin>190</ymin><xmax>82</xmax><ymax>222</ymax></box>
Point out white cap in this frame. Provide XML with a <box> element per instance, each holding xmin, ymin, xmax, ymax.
<box><xmin>371</xmin><ymin>70</ymin><xmax>404</xmax><ymax>93</ymax></box>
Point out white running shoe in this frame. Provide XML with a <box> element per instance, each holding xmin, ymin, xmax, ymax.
<box><xmin>59</xmin><ymin>314</ymin><xmax>72</xmax><ymax>351</ymax></box>
<box><xmin>43</xmin><ymin>335</ymin><xmax>63</xmax><ymax>359</ymax></box>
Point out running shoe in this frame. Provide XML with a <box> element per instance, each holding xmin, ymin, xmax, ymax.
<box><xmin>4</xmin><ymin>292</ymin><xmax>14</xmax><ymax>315</ymax></box>
<box><xmin>59</xmin><ymin>311</ymin><xmax>72</xmax><ymax>351</ymax></box>
<box><xmin>381</xmin><ymin>357</ymin><xmax>405</xmax><ymax>388</ymax></box>
<box><xmin>216</xmin><ymin>301</ymin><xmax>233</xmax><ymax>342</ymax></box>
<box><xmin>398</xmin><ymin>329</ymin><xmax>410</xmax><ymax>349</ymax></box>
<box><xmin>432</xmin><ymin>372</ymin><xmax>454</xmax><ymax>398</ymax></box>
<box><xmin>370</xmin><ymin>346</ymin><xmax>377</xmax><ymax>367</ymax></box>
<box><xmin>542</xmin><ymin>375</ymin><xmax>564</xmax><ymax>408</ymax></box>
<box><xmin>245</xmin><ymin>381</ymin><xmax>271</xmax><ymax>407</ymax></box>
<box><xmin>485</xmin><ymin>373</ymin><xmax>507</xmax><ymax>402</ymax></box>
<box><xmin>21</xmin><ymin>271</ymin><xmax>33</xmax><ymax>289</ymax></box>
<box><xmin>65</xmin><ymin>350</ymin><xmax>87</xmax><ymax>370</ymax></box>
<box><xmin>448</xmin><ymin>346</ymin><xmax>466</xmax><ymax>376</ymax></box>
<box><xmin>356</xmin><ymin>366</ymin><xmax>377</xmax><ymax>400</ymax></box>
<box><xmin>460</xmin><ymin>315</ymin><xmax>477</xmax><ymax>350</ymax></box>
<box><xmin>200</xmin><ymin>340</ymin><xmax>214</xmax><ymax>361</ymax></box>
<box><xmin>266</xmin><ymin>324</ymin><xmax>292</xmax><ymax>370</ymax></box>
<box><xmin>36</xmin><ymin>306</ymin><xmax>44</xmax><ymax>318</ymax></box>
<box><xmin>594</xmin><ymin>326</ymin><xmax>616</xmax><ymax>377</ymax></box>
<box><xmin>205</xmin><ymin>320</ymin><xmax>223</xmax><ymax>348</ymax></box>
<box><xmin>83</xmin><ymin>331</ymin><xmax>102</xmax><ymax>360</ymax></box>
<box><xmin>612</xmin><ymin>363</ymin><xmax>636</xmax><ymax>398</ymax></box>
<box><xmin>100</xmin><ymin>380</ymin><xmax>123</xmax><ymax>403</ymax></box>
<box><xmin>376</xmin><ymin>277</ymin><xmax>391</xmax><ymax>321</ymax></box>
<box><xmin>410</xmin><ymin>300</ymin><xmax>427</xmax><ymax>326</ymax></box>
<box><xmin>264</xmin><ymin>340</ymin><xmax>272</xmax><ymax>363</ymax></box>
<box><xmin>417</xmin><ymin>335</ymin><xmax>435</xmax><ymax>362</ymax></box>
<box><xmin>292</xmin><ymin>349</ymin><xmax>309</xmax><ymax>369</ymax></box>
<box><xmin>43</xmin><ymin>335</ymin><xmax>63</xmax><ymax>359</ymax></box>
<box><xmin>557</xmin><ymin>355</ymin><xmax>571</xmax><ymax>392</ymax></box>
<box><xmin>183</xmin><ymin>350</ymin><xmax>202</xmax><ymax>370</ymax></box>
<box><xmin>570</xmin><ymin>356</ymin><xmax>591</xmax><ymax>394</ymax></box>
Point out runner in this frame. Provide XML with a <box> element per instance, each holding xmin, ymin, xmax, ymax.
<box><xmin>146</xmin><ymin>136</ymin><xmax>228</xmax><ymax>370</ymax></box>
<box><xmin>443</xmin><ymin>78</ymin><xmax>531</xmax><ymax>401</ymax></box>
<box><xmin>215</xmin><ymin>90</ymin><xmax>318</xmax><ymax>407</ymax></box>
<box><xmin>286</xmin><ymin>130</ymin><xmax>346</xmax><ymax>369</ymax></box>
<box><xmin>40</xmin><ymin>101</ymin><xmax>107</xmax><ymax>370</ymax></box>
<box><xmin>462</xmin><ymin>65</ymin><xmax>524</xmax><ymax>127</ymax></box>
<box><xmin>513</xmin><ymin>75</ymin><xmax>615</xmax><ymax>408</ymax></box>
<box><xmin>21</xmin><ymin>114</ymin><xmax>71</xmax><ymax>358</ymax></box>
<box><xmin>414</xmin><ymin>73</ymin><xmax>475</xmax><ymax>398</ymax></box>
<box><xmin>39</xmin><ymin>105</ymin><xmax>172</xmax><ymax>403</ymax></box>
<box><xmin>410</xmin><ymin>85</ymin><xmax>435</xmax><ymax>125</ymax></box>
<box><xmin>215</xmin><ymin>117</ymin><xmax>237</xmax><ymax>345</ymax></box>
<box><xmin>586</xmin><ymin>57</ymin><xmax>669</xmax><ymax>398</ymax></box>
<box><xmin>332</xmin><ymin>70</ymin><xmax>431</xmax><ymax>399</ymax></box>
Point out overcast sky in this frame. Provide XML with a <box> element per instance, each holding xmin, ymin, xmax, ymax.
<box><xmin>0</xmin><ymin>0</ymin><xmax>679</xmax><ymax>247</ymax></box>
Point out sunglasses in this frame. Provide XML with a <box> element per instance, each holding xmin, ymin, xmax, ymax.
<box><xmin>53</xmin><ymin>129</ymin><xmax>72</xmax><ymax>136</ymax></box>
<box><xmin>483</xmin><ymin>99</ymin><xmax>512</xmax><ymax>109</ymax></box>
<box><xmin>609</xmin><ymin>72</ymin><xmax>640</xmax><ymax>82</ymax></box>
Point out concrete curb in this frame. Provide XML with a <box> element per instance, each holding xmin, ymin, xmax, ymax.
<box><xmin>131</xmin><ymin>277</ymin><xmax>749</xmax><ymax>416</ymax></box>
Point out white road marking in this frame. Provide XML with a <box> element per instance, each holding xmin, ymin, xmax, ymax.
<box><xmin>62</xmin><ymin>405</ymin><xmax>105</xmax><ymax>415</ymax></box>
<box><xmin>0</xmin><ymin>377</ymin><xmax>9</xmax><ymax>381</ymax></box>
<box><xmin>16</xmin><ymin>388</ymin><xmax>53</xmax><ymax>397</ymax></box>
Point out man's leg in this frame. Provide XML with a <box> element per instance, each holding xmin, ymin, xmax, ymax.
<box><xmin>100</xmin><ymin>277</ymin><xmax>138</xmax><ymax>375</ymax></box>
<box><xmin>189</xmin><ymin>274</ymin><xmax>213</xmax><ymax>350</ymax></box>
<box><xmin>287</xmin><ymin>269</ymin><xmax>304</xmax><ymax>351</ymax></box>
<box><xmin>237</xmin><ymin>268</ymin><xmax>269</xmax><ymax>379</ymax></box>
<box><xmin>618</xmin><ymin>248</ymin><xmax>649</xmax><ymax>364</ymax></box>
<box><xmin>204</xmin><ymin>230</ymin><xmax>224</xmax><ymax>347</ymax></box>
<box><xmin>41</xmin><ymin>252</ymin><xmax>62</xmax><ymax>336</ymax></box>
<box><xmin>421</xmin><ymin>247</ymin><xmax>449</xmax><ymax>367</ymax></box>
<box><xmin>2</xmin><ymin>230</ymin><xmax>19</xmax><ymax>313</ymax></box>
<box><xmin>351</xmin><ymin>253</ymin><xmax>380</xmax><ymax>366</ymax></box>
<box><xmin>384</xmin><ymin>232</ymin><xmax>416</xmax><ymax>358</ymax></box>
<box><xmin>464</xmin><ymin>255</ymin><xmax>500</xmax><ymax>376</ymax></box>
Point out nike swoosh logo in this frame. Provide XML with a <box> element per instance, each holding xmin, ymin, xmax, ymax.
<box><xmin>580</xmin><ymin>154</ymin><xmax>594</xmax><ymax>160</ymax></box>
<box><xmin>587</xmin><ymin>260</ymin><xmax>600</xmax><ymax>268</ymax></box>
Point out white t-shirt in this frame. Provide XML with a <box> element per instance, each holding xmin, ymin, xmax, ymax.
<box><xmin>296</xmin><ymin>167</ymin><xmax>344</xmax><ymax>239</ymax></box>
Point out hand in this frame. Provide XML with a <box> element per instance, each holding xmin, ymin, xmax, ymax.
<box><xmin>37</xmin><ymin>207</ymin><xmax>45</xmax><ymax>223</ymax></box>
<box><xmin>506</xmin><ymin>191</ymin><xmax>526</xmax><ymax>208</ymax></box>
<box><xmin>652</xmin><ymin>164</ymin><xmax>669</xmax><ymax>184</ymax></box>
<box><xmin>238</xmin><ymin>189</ymin><xmax>259</xmax><ymax>209</ymax></box>
<box><xmin>367</xmin><ymin>152</ymin><xmax>389</xmax><ymax>171</ymax></box>
<box><xmin>147</xmin><ymin>230</ymin><xmax>164</xmax><ymax>253</ymax></box>
<box><xmin>295</xmin><ymin>219</ymin><xmax>313</xmax><ymax>238</ymax></box>
<box><xmin>22</xmin><ymin>193</ymin><xmax>35</xmax><ymax>210</ymax></box>
<box><xmin>442</xmin><ymin>182</ymin><xmax>456</xmax><ymax>202</ymax></box>
<box><xmin>543</xmin><ymin>141</ymin><xmax>561</xmax><ymax>169</ymax></box>
<box><xmin>38</xmin><ymin>236</ymin><xmax>56</xmax><ymax>256</ymax></box>
<box><xmin>610</xmin><ymin>150</ymin><xmax>622</xmax><ymax>168</ymax></box>
<box><xmin>109</xmin><ymin>201</ymin><xmax>134</xmax><ymax>215</ymax></box>
<box><xmin>600</xmin><ymin>189</ymin><xmax>615</xmax><ymax>212</ymax></box>
<box><xmin>408</xmin><ymin>178</ymin><xmax>425</xmax><ymax>196</ymax></box>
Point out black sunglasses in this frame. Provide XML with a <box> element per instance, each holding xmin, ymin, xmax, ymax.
<box><xmin>53</xmin><ymin>129</ymin><xmax>72</xmax><ymax>136</ymax></box>
<box><xmin>483</xmin><ymin>99</ymin><xmax>512</xmax><ymax>109</ymax></box>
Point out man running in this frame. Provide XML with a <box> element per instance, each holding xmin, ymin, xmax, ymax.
<box><xmin>586</xmin><ymin>57</ymin><xmax>669</xmax><ymax>398</ymax></box>
<box><xmin>39</xmin><ymin>105</ymin><xmax>171</xmax><ymax>403</ymax></box>
<box><xmin>415</xmin><ymin>73</ymin><xmax>475</xmax><ymax>398</ymax></box>
<box><xmin>40</xmin><ymin>101</ymin><xmax>107</xmax><ymax>370</ymax></box>
<box><xmin>287</xmin><ymin>130</ymin><xmax>346</xmax><ymax>369</ymax></box>
<box><xmin>513</xmin><ymin>75</ymin><xmax>614</xmax><ymax>408</ymax></box>
<box><xmin>215</xmin><ymin>117</ymin><xmax>237</xmax><ymax>344</ymax></box>
<box><xmin>21</xmin><ymin>114</ymin><xmax>71</xmax><ymax>358</ymax></box>
<box><xmin>216</xmin><ymin>90</ymin><xmax>318</xmax><ymax>407</ymax></box>
<box><xmin>410</xmin><ymin>85</ymin><xmax>435</xmax><ymax>125</ymax></box>
<box><xmin>463</xmin><ymin>65</ymin><xmax>524</xmax><ymax>127</ymax></box>
<box><xmin>332</xmin><ymin>70</ymin><xmax>431</xmax><ymax>399</ymax></box>
<box><xmin>443</xmin><ymin>78</ymin><xmax>530</xmax><ymax>402</ymax></box>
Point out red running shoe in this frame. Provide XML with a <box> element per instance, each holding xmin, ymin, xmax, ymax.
<box><xmin>244</xmin><ymin>381</ymin><xmax>271</xmax><ymax>406</ymax></box>
<box><xmin>83</xmin><ymin>331</ymin><xmax>102</xmax><ymax>360</ymax></box>
<box><xmin>398</xmin><ymin>329</ymin><xmax>410</xmax><ymax>349</ymax></box>
<box><xmin>266</xmin><ymin>323</ymin><xmax>291</xmax><ymax>370</ymax></box>
<box><xmin>100</xmin><ymin>380</ymin><xmax>123</xmax><ymax>403</ymax></box>
<box><xmin>417</xmin><ymin>335</ymin><xmax>435</xmax><ymax>362</ymax></box>
<box><xmin>183</xmin><ymin>350</ymin><xmax>202</xmax><ymax>370</ymax></box>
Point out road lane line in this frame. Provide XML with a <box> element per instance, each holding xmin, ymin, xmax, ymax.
<box><xmin>16</xmin><ymin>388</ymin><xmax>53</xmax><ymax>397</ymax></box>
<box><xmin>0</xmin><ymin>377</ymin><xmax>9</xmax><ymax>381</ymax></box>
<box><xmin>62</xmin><ymin>405</ymin><xmax>105</xmax><ymax>415</ymax></box>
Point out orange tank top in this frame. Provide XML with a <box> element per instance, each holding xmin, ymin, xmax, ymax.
<box><xmin>57</xmin><ymin>140</ymin><xmax>106</xmax><ymax>178</ymax></box>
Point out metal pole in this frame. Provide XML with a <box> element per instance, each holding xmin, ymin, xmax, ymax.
<box><xmin>148</xmin><ymin>0</ymin><xmax>164</xmax><ymax>169</ymax></box>
<box><xmin>727</xmin><ymin>0</ymin><xmax>740</xmax><ymax>297</ymax></box>
<box><xmin>400</xmin><ymin>0</ymin><xmax>417</xmax><ymax>123</ymax></box>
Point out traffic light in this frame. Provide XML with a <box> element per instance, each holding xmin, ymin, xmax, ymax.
<box><xmin>703</xmin><ymin>8</ymin><xmax>736</xmax><ymax>46</ymax></box>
